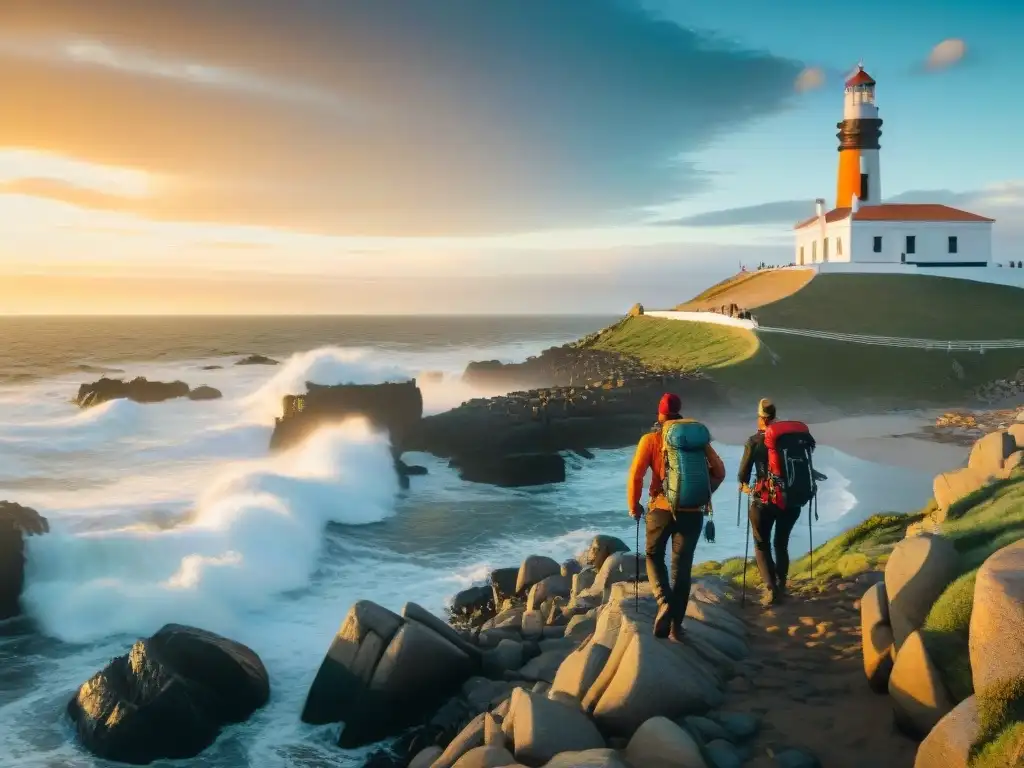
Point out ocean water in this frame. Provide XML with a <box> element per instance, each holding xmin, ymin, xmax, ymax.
<box><xmin>0</xmin><ymin>316</ymin><xmax>935</xmax><ymax>768</ymax></box>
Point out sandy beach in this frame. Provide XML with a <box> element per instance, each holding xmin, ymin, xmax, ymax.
<box><xmin>709</xmin><ymin>408</ymin><xmax>970</xmax><ymax>476</ymax></box>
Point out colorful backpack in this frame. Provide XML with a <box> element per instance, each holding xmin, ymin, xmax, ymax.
<box><xmin>763</xmin><ymin>421</ymin><xmax>817</xmax><ymax>508</ymax></box>
<box><xmin>660</xmin><ymin>419</ymin><xmax>713</xmax><ymax>511</ymax></box>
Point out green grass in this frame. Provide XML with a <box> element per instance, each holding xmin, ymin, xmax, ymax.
<box><xmin>921</xmin><ymin>570</ymin><xmax>978</xmax><ymax>702</ymax></box>
<box><xmin>693</xmin><ymin>512</ymin><xmax>922</xmax><ymax>591</ymax></box>
<box><xmin>713</xmin><ymin>333</ymin><xmax>1024</xmax><ymax>405</ymax></box>
<box><xmin>754</xmin><ymin>274</ymin><xmax>1024</xmax><ymax>338</ymax></box>
<box><xmin>941</xmin><ymin>470</ymin><xmax>1024</xmax><ymax>572</ymax></box>
<box><xmin>582</xmin><ymin>315</ymin><xmax>759</xmax><ymax>373</ymax></box>
<box><xmin>971</xmin><ymin>677</ymin><xmax>1024</xmax><ymax>768</ymax></box>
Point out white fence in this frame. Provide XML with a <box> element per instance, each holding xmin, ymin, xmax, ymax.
<box><xmin>645</xmin><ymin>310</ymin><xmax>1024</xmax><ymax>351</ymax></box>
<box><xmin>645</xmin><ymin>310</ymin><xmax>757</xmax><ymax>330</ymax></box>
<box><xmin>755</xmin><ymin>325</ymin><xmax>1024</xmax><ymax>351</ymax></box>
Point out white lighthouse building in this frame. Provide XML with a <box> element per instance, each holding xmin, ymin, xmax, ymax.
<box><xmin>794</xmin><ymin>65</ymin><xmax>995</xmax><ymax>268</ymax></box>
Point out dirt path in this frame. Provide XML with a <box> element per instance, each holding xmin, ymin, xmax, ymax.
<box><xmin>722</xmin><ymin>575</ymin><xmax>919</xmax><ymax>768</ymax></box>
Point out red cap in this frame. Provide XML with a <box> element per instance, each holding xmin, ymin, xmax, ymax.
<box><xmin>658</xmin><ymin>393</ymin><xmax>681</xmax><ymax>416</ymax></box>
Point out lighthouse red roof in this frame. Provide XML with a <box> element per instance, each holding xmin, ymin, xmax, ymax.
<box><xmin>794</xmin><ymin>203</ymin><xmax>995</xmax><ymax>230</ymax></box>
<box><xmin>845</xmin><ymin>66</ymin><xmax>876</xmax><ymax>87</ymax></box>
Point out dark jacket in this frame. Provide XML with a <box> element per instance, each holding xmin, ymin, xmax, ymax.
<box><xmin>737</xmin><ymin>430</ymin><xmax>768</xmax><ymax>489</ymax></box>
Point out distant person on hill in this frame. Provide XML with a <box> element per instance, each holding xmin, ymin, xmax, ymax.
<box><xmin>628</xmin><ymin>393</ymin><xmax>726</xmax><ymax>641</ymax></box>
<box><xmin>738</xmin><ymin>399</ymin><xmax>817</xmax><ymax>606</ymax></box>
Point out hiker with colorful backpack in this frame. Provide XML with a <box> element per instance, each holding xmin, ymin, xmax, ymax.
<box><xmin>627</xmin><ymin>393</ymin><xmax>726</xmax><ymax>641</ymax></box>
<box><xmin>738</xmin><ymin>398</ymin><xmax>819</xmax><ymax>606</ymax></box>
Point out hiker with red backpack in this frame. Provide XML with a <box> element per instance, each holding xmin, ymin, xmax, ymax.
<box><xmin>628</xmin><ymin>393</ymin><xmax>726</xmax><ymax>641</ymax></box>
<box><xmin>738</xmin><ymin>398</ymin><xmax>819</xmax><ymax>606</ymax></box>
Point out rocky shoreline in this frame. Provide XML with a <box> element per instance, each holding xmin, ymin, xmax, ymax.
<box><xmin>269</xmin><ymin>344</ymin><xmax>726</xmax><ymax>487</ymax></box>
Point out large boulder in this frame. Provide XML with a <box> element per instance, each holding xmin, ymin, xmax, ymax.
<box><xmin>583</xmin><ymin>535</ymin><xmax>630</xmax><ymax>572</ymax></box>
<box><xmin>451</xmin><ymin>586</ymin><xmax>496</xmax><ymax>627</ymax></box>
<box><xmin>545</xmin><ymin>749</ymin><xmax>629</xmax><ymax>767</ymax></box>
<box><xmin>888</xmin><ymin>630</ymin><xmax>956</xmax><ymax>737</ymax></box>
<box><xmin>587</xmin><ymin>552</ymin><xmax>648</xmax><ymax>601</ymax></box>
<box><xmin>455</xmin><ymin>453</ymin><xmax>566</xmax><ymax>488</ymax></box>
<box><xmin>516</xmin><ymin>556</ymin><xmax>562</xmax><ymax>596</ymax></box>
<box><xmin>270</xmin><ymin>380</ymin><xmax>424</xmax><ymax>453</ymax></box>
<box><xmin>526</xmin><ymin>575</ymin><xmax>572</xmax><ymax>612</ymax></box>
<box><xmin>0</xmin><ymin>501</ymin><xmax>49</xmax><ymax>620</ymax></box>
<box><xmin>491</xmin><ymin>567</ymin><xmax>520</xmax><ymax>607</ymax></box>
<box><xmin>235</xmin><ymin>354</ymin><xmax>279</xmax><ymax>365</ymax></box>
<box><xmin>969</xmin><ymin>539</ymin><xmax>1024</xmax><ymax>693</ymax></box>
<box><xmin>884</xmin><ymin>534</ymin><xmax>960</xmax><ymax>651</ymax></box>
<box><xmin>187</xmin><ymin>385</ymin><xmax>223</xmax><ymax>401</ymax></box>
<box><xmin>967</xmin><ymin>430</ymin><xmax>1017</xmax><ymax>480</ymax></box>
<box><xmin>913</xmin><ymin>695</ymin><xmax>979</xmax><ymax>768</ymax></box>
<box><xmin>860</xmin><ymin>581</ymin><xmax>895</xmax><ymax>692</ymax></box>
<box><xmin>75</xmin><ymin>376</ymin><xmax>191</xmax><ymax>407</ymax></box>
<box><xmin>302</xmin><ymin>600</ymin><xmax>476</xmax><ymax>747</ymax></box>
<box><xmin>624</xmin><ymin>716</ymin><xmax>708</xmax><ymax>768</ymax></box>
<box><xmin>503</xmin><ymin>688</ymin><xmax>605</xmax><ymax>765</ymax></box>
<box><xmin>67</xmin><ymin>624</ymin><xmax>269</xmax><ymax>765</ymax></box>
<box><xmin>932</xmin><ymin>467</ymin><xmax>986</xmax><ymax>515</ymax></box>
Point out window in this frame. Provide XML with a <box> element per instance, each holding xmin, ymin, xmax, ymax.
<box><xmin>860</xmin><ymin>173</ymin><xmax>870</xmax><ymax>202</ymax></box>
<box><xmin>799</xmin><ymin>246</ymin><xmax>805</xmax><ymax>265</ymax></box>
<box><xmin>948</xmin><ymin>236</ymin><xmax>958</xmax><ymax>254</ymax></box>
<box><xmin>906</xmin><ymin>235</ymin><xmax>916</xmax><ymax>255</ymax></box>
<box><xmin>837</xmin><ymin>238</ymin><xmax>843</xmax><ymax>256</ymax></box>
<box><xmin>873</xmin><ymin>235</ymin><xmax>883</xmax><ymax>253</ymax></box>
<box><xmin>812</xmin><ymin>241</ymin><xmax>817</xmax><ymax>261</ymax></box>
<box><xmin>823</xmin><ymin>237</ymin><xmax>830</xmax><ymax>262</ymax></box>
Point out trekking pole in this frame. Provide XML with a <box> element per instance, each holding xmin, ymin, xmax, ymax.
<box><xmin>741</xmin><ymin>493</ymin><xmax>751</xmax><ymax>608</ymax></box>
<box><xmin>736</xmin><ymin>487</ymin><xmax>741</xmax><ymax>527</ymax></box>
<box><xmin>809</xmin><ymin>493</ymin><xmax>816</xmax><ymax>580</ymax></box>
<box><xmin>634</xmin><ymin>513</ymin><xmax>641</xmax><ymax>613</ymax></box>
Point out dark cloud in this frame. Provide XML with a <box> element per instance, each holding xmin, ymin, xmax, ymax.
<box><xmin>0</xmin><ymin>1</ymin><xmax>803</xmax><ymax>236</ymax></box>
<box><xmin>661</xmin><ymin>200</ymin><xmax>816</xmax><ymax>227</ymax></box>
<box><xmin>662</xmin><ymin>187</ymin><xmax>1017</xmax><ymax>229</ymax></box>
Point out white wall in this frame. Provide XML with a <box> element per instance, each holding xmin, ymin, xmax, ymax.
<box><xmin>849</xmin><ymin>221</ymin><xmax>992</xmax><ymax>265</ymax></box>
<box><xmin>794</xmin><ymin>220</ymin><xmax>853</xmax><ymax>265</ymax></box>
<box><xmin>645</xmin><ymin>310</ymin><xmax>757</xmax><ymax>329</ymax></box>
<box><xmin>811</xmin><ymin>262</ymin><xmax>1024</xmax><ymax>288</ymax></box>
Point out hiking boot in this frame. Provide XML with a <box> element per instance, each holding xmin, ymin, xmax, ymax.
<box><xmin>774</xmin><ymin>583</ymin><xmax>789</xmax><ymax>603</ymax></box>
<box><xmin>759</xmin><ymin>585</ymin><xmax>778</xmax><ymax>607</ymax></box>
<box><xmin>653</xmin><ymin>604</ymin><xmax>672</xmax><ymax>638</ymax></box>
<box><xmin>668</xmin><ymin>621</ymin><xmax>686</xmax><ymax>644</ymax></box>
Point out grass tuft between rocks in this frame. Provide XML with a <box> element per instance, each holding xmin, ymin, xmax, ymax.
<box><xmin>970</xmin><ymin>676</ymin><xmax>1024</xmax><ymax>768</ymax></box>
<box><xmin>920</xmin><ymin>569</ymin><xmax>978</xmax><ymax>703</ymax></box>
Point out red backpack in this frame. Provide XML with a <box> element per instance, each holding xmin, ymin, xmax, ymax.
<box><xmin>762</xmin><ymin>421</ymin><xmax>817</xmax><ymax>508</ymax></box>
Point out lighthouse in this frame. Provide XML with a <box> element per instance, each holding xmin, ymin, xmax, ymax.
<box><xmin>835</xmin><ymin>64</ymin><xmax>882</xmax><ymax>209</ymax></box>
<box><xmin>793</xmin><ymin>62</ymin><xmax>995</xmax><ymax>269</ymax></box>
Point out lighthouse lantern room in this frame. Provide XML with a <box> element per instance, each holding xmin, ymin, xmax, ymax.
<box><xmin>794</xmin><ymin>64</ymin><xmax>994</xmax><ymax>269</ymax></box>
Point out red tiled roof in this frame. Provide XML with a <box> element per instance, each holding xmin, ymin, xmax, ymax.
<box><xmin>795</xmin><ymin>203</ymin><xmax>994</xmax><ymax>229</ymax></box>
<box><xmin>845</xmin><ymin>67</ymin><xmax>876</xmax><ymax>87</ymax></box>
<box><xmin>793</xmin><ymin>207</ymin><xmax>851</xmax><ymax>230</ymax></box>
<box><xmin>853</xmin><ymin>203</ymin><xmax>995</xmax><ymax>223</ymax></box>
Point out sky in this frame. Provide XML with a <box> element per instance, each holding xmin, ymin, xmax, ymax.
<box><xmin>1</xmin><ymin>0</ymin><xmax>1022</xmax><ymax>314</ymax></box>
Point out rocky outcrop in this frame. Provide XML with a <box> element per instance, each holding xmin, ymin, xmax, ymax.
<box><xmin>933</xmin><ymin>425</ymin><xmax>1024</xmax><ymax>513</ymax></box>
<box><xmin>0</xmin><ymin>501</ymin><xmax>50</xmax><ymax>620</ymax></box>
<box><xmin>75</xmin><ymin>377</ymin><xmax>192</xmax><ymax>407</ymax></box>
<box><xmin>235</xmin><ymin>354</ymin><xmax>279</xmax><ymax>366</ymax></box>
<box><xmin>969</xmin><ymin>539</ymin><xmax>1024</xmax><ymax>693</ymax></box>
<box><xmin>889</xmin><ymin>630</ymin><xmax>956</xmax><ymax>737</ymax></box>
<box><xmin>302</xmin><ymin>600</ymin><xmax>478</xmax><ymax>747</ymax></box>
<box><xmin>453</xmin><ymin>452</ymin><xmax>566</xmax><ymax>488</ymax></box>
<box><xmin>270</xmin><ymin>380</ymin><xmax>424</xmax><ymax>453</ymax></box>
<box><xmin>187</xmin><ymin>385</ymin><xmax>223</xmax><ymax>401</ymax></box>
<box><xmin>413</xmin><ymin>372</ymin><xmax>724</xmax><ymax>471</ymax></box>
<box><xmin>860</xmin><ymin>581</ymin><xmax>895</xmax><ymax>692</ymax></box>
<box><xmin>914</xmin><ymin>695</ymin><xmax>979</xmax><ymax>768</ymax></box>
<box><xmin>67</xmin><ymin>624</ymin><xmax>269</xmax><ymax>765</ymax></box>
<box><xmin>628</xmin><ymin>303</ymin><xmax>644</xmax><ymax>317</ymax></box>
<box><xmin>884</xmin><ymin>534</ymin><xmax>959</xmax><ymax>651</ymax></box>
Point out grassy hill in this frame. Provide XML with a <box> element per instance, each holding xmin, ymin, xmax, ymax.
<box><xmin>588</xmin><ymin>272</ymin><xmax>1024</xmax><ymax>406</ymax></box>
<box><xmin>753</xmin><ymin>273</ymin><xmax>1024</xmax><ymax>337</ymax></box>
<box><xmin>676</xmin><ymin>269</ymin><xmax>814</xmax><ymax>312</ymax></box>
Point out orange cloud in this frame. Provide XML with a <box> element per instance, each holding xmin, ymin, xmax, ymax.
<box><xmin>925</xmin><ymin>39</ymin><xmax>967</xmax><ymax>71</ymax></box>
<box><xmin>794</xmin><ymin>66</ymin><xmax>825</xmax><ymax>92</ymax></box>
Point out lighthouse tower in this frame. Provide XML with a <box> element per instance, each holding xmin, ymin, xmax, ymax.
<box><xmin>836</xmin><ymin>64</ymin><xmax>882</xmax><ymax>209</ymax></box>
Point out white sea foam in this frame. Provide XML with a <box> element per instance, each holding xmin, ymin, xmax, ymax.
<box><xmin>22</xmin><ymin>419</ymin><xmax>398</xmax><ymax>644</ymax></box>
